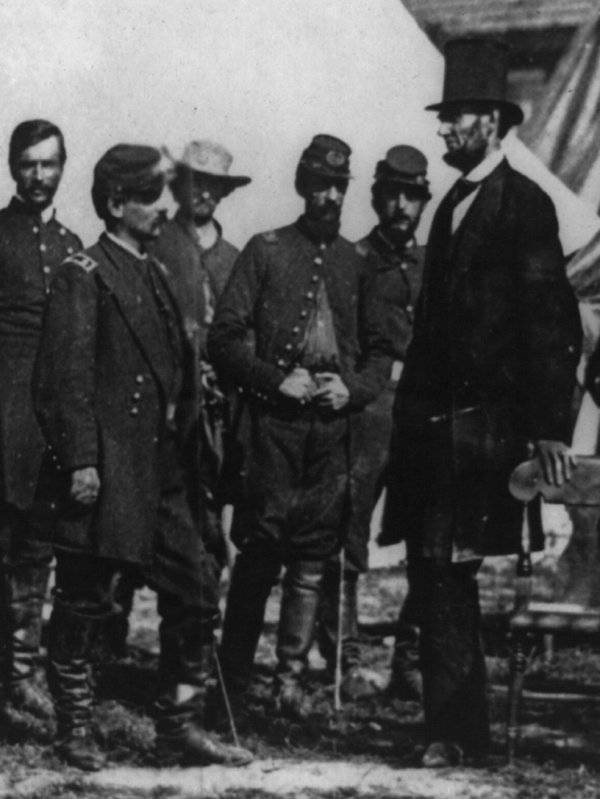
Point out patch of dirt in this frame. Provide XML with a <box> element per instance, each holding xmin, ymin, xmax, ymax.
<box><xmin>2</xmin><ymin>565</ymin><xmax>600</xmax><ymax>798</ymax></box>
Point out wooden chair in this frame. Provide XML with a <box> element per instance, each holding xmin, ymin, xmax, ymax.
<box><xmin>506</xmin><ymin>455</ymin><xmax>600</xmax><ymax>762</ymax></box>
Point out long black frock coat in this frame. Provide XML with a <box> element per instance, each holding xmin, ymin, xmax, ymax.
<box><xmin>382</xmin><ymin>159</ymin><xmax>582</xmax><ymax>558</ymax></box>
<box><xmin>32</xmin><ymin>234</ymin><xmax>193</xmax><ymax>565</ymax></box>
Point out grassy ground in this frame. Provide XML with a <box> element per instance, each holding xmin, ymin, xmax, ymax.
<box><xmin>2</xmin><ymin>562</ymin><xmax>600</xmax><ymax>798</ymax></box>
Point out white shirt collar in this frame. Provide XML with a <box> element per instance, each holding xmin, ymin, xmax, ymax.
<box><xmin>106</xmin><ymin>232</ymin><xmax>148</xmax><ymax>261</ymax></box>
<box><xmin>463</xmin><ymin>146</ymin><xmax>504</xmax><ymax>184</ymax></box>
<box><xmin>14</xmin><ymin>194</ymin><xmax>56</xmax><ymax>224</ymax></box>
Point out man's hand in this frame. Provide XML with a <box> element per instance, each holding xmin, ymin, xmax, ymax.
<box><xmin>70</xmin><ymin>467</ymin><xmax>101</xmax><ymax>505</ymax></box>
<box><xmin>314</xmin><ymin>372</ymin><xmax>350</xmax><ymax>411</ymax></box>
<box><xmin>278</xmin><ymin>368</ymin><xmax>316</xmax><ymax>404</ymax></box>
<box><xmin>535</xmin><ymin>440</ymin><xmax>575</xmax><ymax>487</ymax></box>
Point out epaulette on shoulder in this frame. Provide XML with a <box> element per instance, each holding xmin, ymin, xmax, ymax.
<box><xmin>355</xmin><ymin>242</ymin><xmax>369</xmax><ymax>258</ymax></box>
<box><xmin>64</xmin><ymin>251</ymin><xmax>98</xmax><ymax>274</ymax></box>
<box><xmin>261</xmin><ymin>230</ymin><xmax>279</xmax><ymax>244</ymax></box>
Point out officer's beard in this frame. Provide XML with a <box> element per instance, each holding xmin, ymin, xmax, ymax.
<box><xmin>302</xmin><ymin>202</ymin><xmax>342</xmax><ymax>243</ymax></box>
<box><xmin>380</xmin><ymin>215</ymin><xmax>415</xmax><ymax>249</ymax></box>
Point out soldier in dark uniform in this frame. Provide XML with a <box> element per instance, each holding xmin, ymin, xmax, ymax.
<box><xmin>208</xmin><ymin>134</ymin><xmax>393</xmax><ymax>720</ymax></box>
<box><xmin>103</xmin><ymin>141</ymin><xmax>252</xmax><ymax>659</ymax></box>
<box><xmin>382</xmin><ymin>39</ymin><xmax>581</xmax><ymax>766</ymax></box>
<box><xmin>153</xmin><ymin>139</ymin><xmax>251</xmax><ymax>561</ymax></box>
<box><xmin>316</xmin><ymin>146</ymin><xmax>429</xmax><ymax>701</ymax></box>
<box><xmin>0</xmin><ymin>120</ymin><xmax>81</xmax><ymax>726</ymax></box>
<box><xmin>33</xmin><ymin>144</ymin><xmax>252</xmax><ymax>770</ymax></box>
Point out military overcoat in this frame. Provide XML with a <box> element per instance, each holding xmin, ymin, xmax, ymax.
<box><xmin>382</xmin><ymin>160</ymin><xmax>582</xmax><ymax>558</ymax></box>
<box><xmin>346</xmin><ymin>230</ymin><xmax>424</xmax><ymax>571</ymax></box>
<box><xmin>0</xmin><ymin>198</ymin><xmax>81</xmax><ymax>510</ymax></box>
<box><xmin>33</xmin><ymin>234</ymin><xmax>192</xmax><ymax>564</ymax></box>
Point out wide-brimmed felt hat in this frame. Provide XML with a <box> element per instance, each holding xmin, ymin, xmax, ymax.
<box><xmin>298</xmin><ymin>134</ymin><xmax>353</xmax><ymax>180</ymax></box>
<box><xmin>178</xmin><ymin>140</ymin><xmax>251</xmax><ymax>188</ymax></box>
<box><xmin>374</xmin><ymin>145</ymin><xmax>431</xmax><ymax>198</ymax></box>
<box><xmin>426</xmin><ymin>37</ymin><xmax>524</xmax><ymax>126</ymax></box>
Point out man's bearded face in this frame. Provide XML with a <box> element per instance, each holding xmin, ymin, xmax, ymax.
<box><xmin>375</xmin><ymin>182</ymin><xmax>427</xmax><ymax>247</ymax></box>
<box><xmin>438</xmin><ymin>106</ymin><xmax>497</xmax><ymax>171</ymax></box>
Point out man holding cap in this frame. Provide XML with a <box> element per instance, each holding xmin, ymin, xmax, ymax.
<box><xmin>317</xmin><ymin>145</ymin><xmax>429</xmax><ymax>702</ymax></box>
<box><xmin>208</xmin><ymin>134</ymin><xmax>392</xmax><ymax>721</ymax></box>
<box><xmin>152</xmin><ymin>140</ymin><xmax>251</xmax><ymax>567</ymax></box>
<box><xmin>33</xmin><ymin>144</ymin><xmax>252</xmax><ymax>770</ymax></box>
<box><xmin>382</xmin><ymin>38</ymin><xmax>581</xmax><ymax>766</ymax></box>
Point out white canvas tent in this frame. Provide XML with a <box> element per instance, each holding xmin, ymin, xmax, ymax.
<box><xmin>0</xmin><ymin>0</ymin><xmax>597</xmax><ymax>254</ymax></box>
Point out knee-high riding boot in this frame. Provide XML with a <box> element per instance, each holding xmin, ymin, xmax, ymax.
<box><xmin>47</xmin><ymin>600</ymin><xmax>106</xmax><ymax>771</ymax></box>
<box><xmin>4</xmin><ymin>563</ymin><xmax>53</xmax><ymax>719</ymax></box>
<box><xmin>275</xmin><ymin>560</ymin><xmax>324</xmax><ymax>720</ymax></box>
<box><xmin>154</xmin><ymin>608</ymin><xmax>252</xmax><ymax>767</ymax></box>
<box><xmin>219</xmin><ymin>552</ymin><xmax>281</xmax><ymax>694</ymax></box>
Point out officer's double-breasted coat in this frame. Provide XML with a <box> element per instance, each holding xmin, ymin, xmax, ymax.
<box><xmin>33</xmin><ymin>234</ymin><xmax>193</xmax><ymax>565</ymax></box>
<box><xmin>383</xmin><ymin>159</ymin><xmax>582</xmax><ymax>558</ymax></box>
<box><xmin>0</xmin><ymin>198</ymin><xmax>81</xmax><ymax>510</ymax></box>
<box><xmin>207</xmin><ymin>219</ymin><xmax>393</xmax><ymax>557</ymax></box>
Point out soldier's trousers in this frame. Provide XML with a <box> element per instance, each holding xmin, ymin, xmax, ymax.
<box><xmin>409</xmin><ymin>558</ymin><xmax>490</xmax><ymax>755</ymax></box>
<box><xmin>231</xmin><ymin>406</ymin><xmax>349</xmax><ymax>561</ymax></box>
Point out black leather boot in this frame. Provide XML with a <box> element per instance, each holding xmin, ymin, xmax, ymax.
<box><xmin>154</xmin><ymin>612</ymin><xmax>252</xmax><ymax>767</ymax></box>
<box><xmin>209</xmin><ymin>551</ymin><xmax>280</xmax><ymax>730</ymax></box>
<box><xmin>389</xmin><ymin>621</ymin><xmax>422</xmax><ymax>701</ymax></box>
<box><xmin>4</xmin><ymin>563</ymin><xmax>54</xmax><ymax>719</ymax></box>
<box><xmin>317</xmin><ymin>564</ymin><xmax>378</xmax><ymax>700</ymax></box>
<box><xmin>275</xmin><ymin>560</ymin><xmax>324</xmax><ymax>721</ymax></box>
<box><xmin>48</xmin><ymin>600</ymin><xmax>106</xmax><ymax>771</ymax></box>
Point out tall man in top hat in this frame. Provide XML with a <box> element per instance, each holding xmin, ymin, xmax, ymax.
<box><xmin>33</xmin><ymin>144</ymin><xmax>252</xmax><ymax>770</ymax></box>
<box><xmin>317</xmin><ymin>145</ymin><xmax>429</xmax><ymax>701</ymax></box>
<box><xmin>0</xmin><ymin>120</ymin><xmax>81</xmax><ymax>725</ymax></box>
<box><xmin>153</xmin><ymin>140</ymin><xmax>251</xmax><ymax>561</ymax></box>
<box><xmin>208</xmin><ymin>134</ymin><xmax>392</xmax><ymax>719</ymax></box>
<box><xmin>382</xmin><ymin>38</ymin><xmax>581</xmax><ymax>766</ymax></box>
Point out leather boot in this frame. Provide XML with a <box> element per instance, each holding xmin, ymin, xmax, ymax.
<box><xmin>4</xmin><ymin>563</ymin><xmax>54</xmax><ymax>719</ymax></box>
<box><xmin>48</xmin><ymin>600</ymin><xmax>106</xmax><ymax>771</ymax></box>
<box><xmin>219</xmin><ymin>552</ymin><xmax>281</xmax><ymax>693</ymax></box>
<box><xmin>275</xmin><ymin>560</ymin><xmax>324</xmax><ymax>721</ymax></box>
<box><xmin>317</xmin><ymin>565</ymin><xmax>378</xmax><ymax>700</ymax></box>
<box><xmin>154</xmin><ymin>611</ymin><xmax>252</xmax><ymax>767</ymax></box>
<box><xmin>317</xmin><ymin>565</ymin><xmax>360</xmax><ymax>670</ymax></box>
<box><xmin>389</xmin><ymin>621</ymin><xmax>422</xmax><ymax>701</ymax></box>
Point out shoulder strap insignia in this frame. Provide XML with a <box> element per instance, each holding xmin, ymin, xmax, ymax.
<box><xmin>152</xmin><ymin>258</ymin><xmax>169</xmax><ymax>276</ymax></box>
<box><xmin>64</xmin><ymin>252</ymin><xmax>98</xmax><ymax>274</ymax></box>
<box><xmin>355</xmin><ymin>242</ymin><xmax>369</xmax><ymax>258</ymax></box>
<box><xmin>261</xmin><ymin>230</ymin><xmax>279</xmax><ymax>244</ymax></box>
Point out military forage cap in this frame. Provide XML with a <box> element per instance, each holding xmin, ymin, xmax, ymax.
<box><xmin>374</xmin><ymin>145</ymin><xmax>431</xmax><ymax>198</ymax></box>
<box><xmin>93</xmin><ymin>144</ymin><xmax>165</xmax><ymax>197</ymax></box>
<box><xmin>299</xmin><ymin>134</ymin><xmax>352</xmax><ymax>179</ymax></box>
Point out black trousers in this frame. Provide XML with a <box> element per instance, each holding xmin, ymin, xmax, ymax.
<box><xmin>408</xmin><ymin>558</ymin><xmax>490</xmax><ymax>755</ymax></box>
<box><xmin>0</xmin><ymin>503</ymin><xmax>54</xmax><ymax>570</ymax></box>
<box><xmin>52</xmin><ymin>465</ymin><xmax>221</xmax><ymax>632</ymax></box>
<box><xmin>231</xmin><ymin>406</ymin><xmax>349</xmax><ymax>563</ymax></box>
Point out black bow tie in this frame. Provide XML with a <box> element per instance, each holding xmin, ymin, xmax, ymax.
<box><xmin>450</xmin><ymin>178</ymin><xmax>479</xmax><ymax>208</ymax></box>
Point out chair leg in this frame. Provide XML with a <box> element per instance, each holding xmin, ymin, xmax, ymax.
<box><xmin>506</xmin><ymin>630</ymin><xmax>528</xmax><ymax>764</ymax></box>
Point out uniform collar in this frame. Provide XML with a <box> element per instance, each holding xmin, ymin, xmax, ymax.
<box><xmin>370</xmin><ymin>226</ymin><xmax>417</xmax><ymax>261</ymax></box>
<box><xmin>13</xmin><ymin>194</ymin><xmax>56</xmax><ymax>223</ymax></box>
<box><xmin>105</xmin><ymin>231</ymin><xmax>148</xmax><ymax>261</ymax></box>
